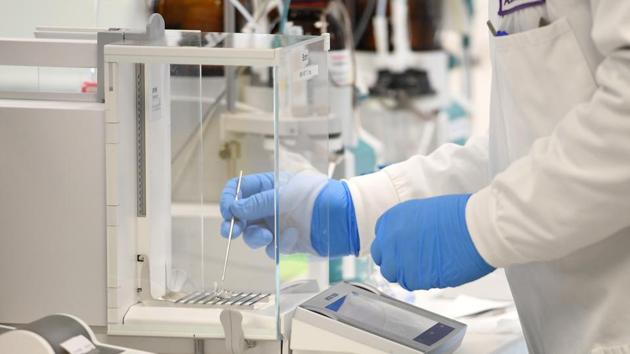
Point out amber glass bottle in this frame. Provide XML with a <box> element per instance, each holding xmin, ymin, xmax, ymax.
<box><xmin>152</xmin><ymin>0</ymin><xmax>224</xmax><ymax>32</ymax></box>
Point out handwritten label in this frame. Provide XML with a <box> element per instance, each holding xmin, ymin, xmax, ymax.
<box><xmin>151</xmin><ymin>86</ymin><xmax>161</xmax><ymax>111</ymax></box>
<box><xmin>295</xmin><ymin>65</ymin><xmax>319</xmax><ymax>82</ymax></box>
<box><xmin>499</xmin><ymin>0</ymin><xmax>545</xmax><ymax>16</ymax></box>
<box><xmin>299</xmin><ymin>49</ymin><xmax>310</xmax><ymax>68</ymax></box>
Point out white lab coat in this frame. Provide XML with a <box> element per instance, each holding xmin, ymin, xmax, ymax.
<box><xmin>346</xmin><ymin>1</ymin><xmax>630</xmax><ymax>353</ymax></box>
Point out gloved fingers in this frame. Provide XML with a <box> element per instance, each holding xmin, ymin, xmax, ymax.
<box><xmin>377</xmin><ymin>233</ymin><xmax>399</xmax><ymax>283</ymax></box>
<box><xmin>398</xmin><ymin>248</ymin><xmax>423</xmax><ymax>291</ymax></box>
<box><xmin>220</xmin><ymin>219</ymin><xmax>245</xmax><ymax>238</ymax></box>
<box><xmin>397</xmin><ymin>264</ymin><xmax>411</xmax><ymax>290</ymax></box>
<box><xmin>265</xmin><ymin>242</ymin><xmax>275</xmax><ymax>260</ymax></box>
<box><xmin>279</xmin><ymin>227</ymin><xmax>299</xmax><ymax>253</ymax></box>
<box><xmin>238</xmin><ymin>172</ymin><xmax>274</xmax><ymax>198</ymax></box>
<box><xmin>220</xmin><ymin>177</ymin><xmax>242</xmax><ymax>220</ymax></box>
<box><xmin>230</xmin><ymin>189</ymin><xmax>275</xmax><ymax>221</ymax></box>
<box><xmin>371</xmin><ymin>214</ymin><xmax>390</xmax><ymax>266</ymax></box>
<box><xmin>243</xmin><ymin>224</ymin><xmax>273</xmax><ymax>249</ymax></box>
<box><xmin>425</xmin><ymin>248</ymin><xmax>442</xmax><ymax>289</ymax></box>
<box><xmin>379</xmin><ymin>261</ymin><xmax>398</xmax><ymax>283</ymax></box>
<box><xmin>373</xmin><ymin>218</ymin><xmax>398</xmax><ymax>283</ymax></box>
<box><xmin>398</xmin><ymin>278</ymin><xmax>411</xmax><ymax>291</ymax></box>
<box><xmin>263</xmin><ymin>227</ymin><xmax>300</xmax><ymax>259</ymax></box>
<box><xmin>398</xmin><ymin>264</ymin><xmax>420</xmax><ymax>291</ymax></box>
<box><xmin>220</xmin><ymin>173</ymin><xmax>274</xmax><ymax>219</ymax></box>
<box><xmin>370</xmin><ymin>239</ymin><xmax>383</xmax><ymax>266</ymax></box>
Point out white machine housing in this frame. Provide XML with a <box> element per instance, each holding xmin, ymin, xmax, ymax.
<box><xmin>0</xmin><ymin>314</ymin><xmax>151</xmax><ymax>354</ymax></box>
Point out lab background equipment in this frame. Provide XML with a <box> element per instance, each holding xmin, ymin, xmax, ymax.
<box><xmin>350</xmin><ymin>0</ymin><xmax>467</xmax><ymax>165</ymax></box>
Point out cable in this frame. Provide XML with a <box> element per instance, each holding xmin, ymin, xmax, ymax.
<box><xmin>352</xmin><ymin>0</ymin><xmax>377</xmax><ymax>47</ymax></box>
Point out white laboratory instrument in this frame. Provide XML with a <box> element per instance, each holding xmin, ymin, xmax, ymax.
<box><xmin>290</xmin><ymin>282</ymin><xmax>466</xmax><ymax>354</ymax></box>
<box><xmin>0</xmin><ymin>314</ymin><xmax>151</xmax><ymax>354</ymax></box>
<box><xmin>102</xmin><ymin>16</ymin><xmax>334</xmax><ymax>348</ymax></box>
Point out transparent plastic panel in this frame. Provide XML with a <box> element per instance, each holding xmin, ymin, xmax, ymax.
<box><xmin>115</xmin><ymin>31</ymin><xmax>321</xmax><ymax>51</ymax></box>
<box><xmin>198</xmin><ymin>64</ymin><xmax>277</xmax><ymax>297</ymax></box>
<box><xmin>169</xmin><ymin>63</ymin><xmax>205</xmax><ymax>298</ymax></box>
<box><xmin>106</xmin><ymin>32</ymin><xmax>328</xmax><ymax>339</ymax></box>
<box><xmin>164</xmin><ymin>62</ymin><xmax>278</xmax><ymax>334</ymax></box>
<box><xmin>275</xmin><ymin>38</ymin><xmax>331</xmax><ymax>332</ymax></box>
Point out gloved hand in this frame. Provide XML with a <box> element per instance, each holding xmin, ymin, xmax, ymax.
<box><xmin>371</xmin><ymin>194</ymin><xmax>495</xmax><ymax>290</ymax></box>
<box><xmin>220</xmin><ymin>171</ymin><xmax>359</xmax><ymax>258</ymax></box>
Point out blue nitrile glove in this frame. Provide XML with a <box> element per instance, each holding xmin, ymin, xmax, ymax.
<box><xmin>370</xmin><ymin>194</ymin><xmax>494</xmax><ymax>290</ymax></box>
<box><xmin>220</xmin><ymin>171</ymin><xmax>359</xmax><ymax>258</ymax></box>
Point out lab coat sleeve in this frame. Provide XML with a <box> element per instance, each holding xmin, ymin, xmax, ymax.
<box><xmin>346</xmin><ymin>135</ymin><xmax>491</xmax><ymax>256</ymax></box>
<box><xmin>466</xmin><ymin>2</ymin><xmax>630</xmax><ymax>267</ymax></box>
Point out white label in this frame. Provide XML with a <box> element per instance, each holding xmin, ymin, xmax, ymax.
<box><xmin>60</xmin><ymin>335</ymin><xmax>96</xmax><ymax>354</ymax></box>
<box><xmin>151</xmin><ymin>86</ymin><xmax>161</xmax><ymax>111</ymax></box>
<box><xmin>295</xmin><ymin>65</ymin><xmax>319</xmax><ymax>82</ymax></box>
<box><xmin>328</xmin><ymin>49</ymin><xmax>353</xmax><ymax>86</ymax></box>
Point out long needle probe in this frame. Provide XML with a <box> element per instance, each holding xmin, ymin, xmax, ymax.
<box><xmin>218</xmin><ymin>170</ymin><xmax>243</xmax><ymax>296</ymax></box>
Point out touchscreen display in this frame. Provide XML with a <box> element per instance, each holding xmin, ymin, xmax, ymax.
<box><xmin>326</xmin><ymin>292</ymin><xmax>446</xmax><ymax>344</ymax></box>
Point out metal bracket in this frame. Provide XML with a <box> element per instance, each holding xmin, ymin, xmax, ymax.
<box><xmin>135</xmin><ymin>63</ymin><xmax>146</xmax><ymax>217</ymax></box>
<box><xmin>136</xmin><ymin>254</ymin><xmax>152</xmax><ymax>302</ymax></box>
<box><xmin>220</xmin><ymin>310</ymin><xmax>256</xmax><ymax>354</ymax></box>
<box><xmin>97</xmin><ymin>31</ymin><xmax>123</xmax><ymax>103</ymax></box>
<box><xmin>97</xmin><ymin>13</ymin><xmax>166</xmax><ymax>102</ymax></box>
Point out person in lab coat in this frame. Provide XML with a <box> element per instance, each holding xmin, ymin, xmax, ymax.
<box><xmin>221</xmin><ymin>1</ymin><xmax>630</xmax><ymax>352</ymax></box>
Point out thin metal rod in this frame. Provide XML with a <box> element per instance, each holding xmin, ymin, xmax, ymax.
<box><xmin>194</xmin><ymin>338</ymin><xmax>205</xmax><ymax>354</ymax></box>
<box><xmin>224</xmin><ymin>0</ymin><xmax>236</xmax><ymax>111</ymax></box>
<box><xmin>220</xmin><ymin>170</ymin><xmax>243</xmax><ymax>290</ymax></box>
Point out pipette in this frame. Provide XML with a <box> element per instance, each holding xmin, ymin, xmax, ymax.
<box><xmin>218</xmin><ymin>170</ymin><xmax>243</xmax><ymax>297</ymax></box>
